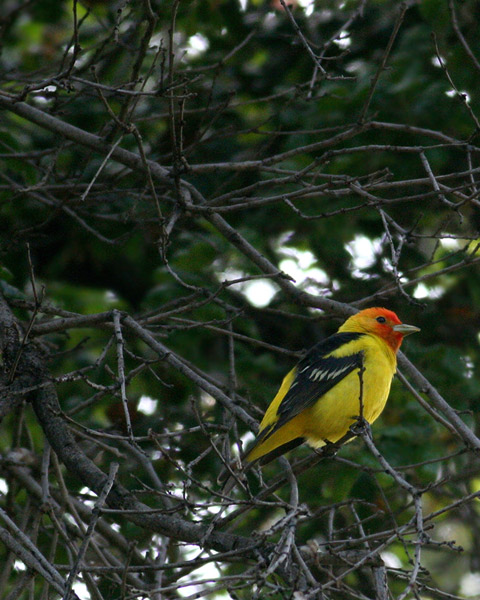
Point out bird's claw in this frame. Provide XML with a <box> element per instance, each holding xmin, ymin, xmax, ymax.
<box><xmin>349</xmin><ymin>416</ymin><xmax>369</xmax><ymax>437</ymax></box>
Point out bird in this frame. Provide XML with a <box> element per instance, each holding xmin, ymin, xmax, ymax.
<box><xmin>242</xmin><ymin>307</ymin><xmax>420</xmax><ymax>467</ymax></box>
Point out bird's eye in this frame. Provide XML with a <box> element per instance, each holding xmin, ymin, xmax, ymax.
<box><xmin>376</xmin><ymin>316</ymin><xmax>386</xmax><ymax>323</ymax></box>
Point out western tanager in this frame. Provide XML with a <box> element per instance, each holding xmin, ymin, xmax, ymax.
<box><xmin>244</xmin><ymin>307</ymin><xmax>419</xmax><ymax>465</ymax></box>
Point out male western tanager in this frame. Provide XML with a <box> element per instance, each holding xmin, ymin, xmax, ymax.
<box><xmin>244</xmin><ymin>307</ymin><xmax>419</xmax><ymax>465</ymax></box>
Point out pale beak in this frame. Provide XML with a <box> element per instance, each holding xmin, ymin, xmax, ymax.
<box><xmin>393</xmin><ymin>323</ymin><xmax>420</xmax><ymax>336</ymax></box>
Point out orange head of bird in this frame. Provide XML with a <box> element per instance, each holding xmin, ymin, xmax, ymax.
<box><xmin>339</xmin><ymin>307</ymin><xmax>420</xmax><ymax>353</ymax></box>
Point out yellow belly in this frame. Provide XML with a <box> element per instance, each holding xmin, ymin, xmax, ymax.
<box><xmin>303</xmin><ymin>363</ymin><xmax>392</xmax><ymax>447</ymax></box>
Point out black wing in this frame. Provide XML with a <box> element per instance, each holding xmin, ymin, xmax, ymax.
<box><xmin>273</xmin><ymin>331</ymin><xmax>365</xmax><ymax>434</ymax></box>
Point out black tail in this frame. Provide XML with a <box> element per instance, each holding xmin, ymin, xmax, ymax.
<box><xmin>217</xmin><ymin>435</ymin><xmax>305</xmax><ymax>487</ymax></box>
<box><xmin>254</xmin><ymin>436</ymin><xmax>305</xmax><ymax>465</ymax></box>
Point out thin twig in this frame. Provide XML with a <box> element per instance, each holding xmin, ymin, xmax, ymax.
<box><xmin>64</xmin><ymin>463</ymin><xmax>119</xmax><ymax>600</ymax></box>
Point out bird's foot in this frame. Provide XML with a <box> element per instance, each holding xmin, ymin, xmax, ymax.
<box><xmin>349</xmin><ymin>416</ymin><xmax>370</xmax><ymax>438</ymax></box>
